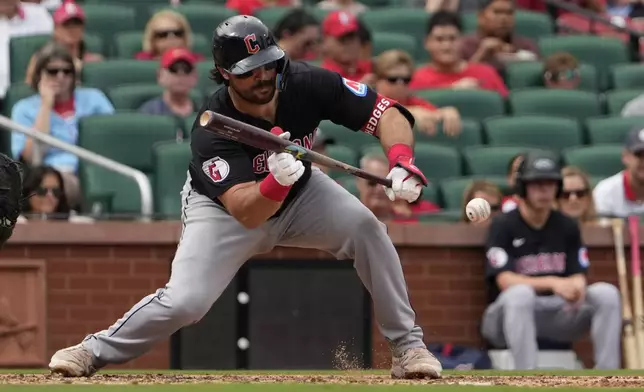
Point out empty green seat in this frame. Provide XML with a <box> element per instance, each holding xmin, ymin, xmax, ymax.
<box><xmin>372</xmin><ymin>32</ymin><xmax>417</xmax><ymax>58</ymax></box>
<box><xmin>82</xmin><ymin>60</ymin><xmax>158</xmax><ymax>90</ymax></box>
<box><xmin>508</xmin><ymin>88</ymin><xmax>601</xmax><ymax>121</ymax></box>
<box><xmin>184</xmin><ymin>113</ymin><xmax>198</xmax><ymax>137</ymax></box>
<box><xmin>148</xmin><ymin>5</ymin><xmax>237</xmax><ymax>37</ymax></box>
<box><xmin>439</xmin><ymin>176</ymin><xmax>508</xmax><ymax>210</ymax></box>
<box><xmin>414</xmin><ymin>89</ymin><xmax>505</xmax><ymax>121</ymax></box>
<box><xmin>318</xmin><ymin>120</ymin><xmax>374</xmax><ymax>151</ymax></box>
<box><xmin>360</xmin><ymin>9</ymin><xmax>430</xmax><ymax>55</ymax></box>
<box><xmin>3</xmin><ymin>83</ymin><xmax>34</xmax><ymax>116</ymax></box>
<box><xmin>414</xmin><ymin>118</ymin><xmax>483</xmax><ymax>149</ymax></box>
<box><xmin>84</xmin><ymin>0</ymin><xmax>178</xmax><ymax>27</ymax></box>
<box><xmin>504</xmin><ymin>61</ymin><xmax>598</xmax><ymax>92</ymax></box>
<box><xmin>196</xmin><ymin>61</ymin><xmax>222</xmax><ymax>95</ymax></box>
<box><xmin>462</xmin><ymin>11</ymin><xmax>554</xmax><ymax>40</ymax></box>
<box><xmin>82</xmin><ymin>4</ymin><xmax>136</xmax><ymax>42</ymax></box>
<box><xmin>586</xmin><ymin>116</ymin><xmax>644</xmax><ymax>144</ymax></box>
<box><xmin>253</xmin><ymin>6</ymin><xmax>296</xmax><ymax>30</ymax></box>
<box><xmin>484</xmin><ymin>115</ymin><xmax>583</xmax><ymax>151</ymax></box>
<box><xmin>152</xmin><ymin>140</ymin><xmax>192</xmax><ymax>219</ymax></box>
<box><xmin>610</xmin><ymin>63</ymin><xmax>644</xmax><ymax>90</ymax></box>
<box><xmin>325</xmin><ymin>145</ymin><xmax>358</xmax><ymax>179</ymax></box>
<box><xmin>563</xmin><ymin>144</ymin><xmax>623</xmax><ymax>177</ymax></box>
<box><xmin>462</xmin><ymin>145</ymin><xmax>556</xmax><ymax>176</ymax></box>
<box><xmin>606</xmin><ymin>89</ymin><xmax>644</xmax><ymax>115</ymax></box>
<box><xmin>78</xmin><ymin>113</ymin><xmax>178</xmax><ymax>214</ymax></box>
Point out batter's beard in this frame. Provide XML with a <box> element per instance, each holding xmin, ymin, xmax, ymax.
<box><xmin>232</xmin><ymin>78</ymin><xmax>277</xmax><ymax>105</ymax></box>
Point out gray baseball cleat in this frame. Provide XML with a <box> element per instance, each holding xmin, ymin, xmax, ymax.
<box><xmin>391</xmin><ymin>347</ymin><xmax>443</xmax><ymax>379</ymax></box>
<box><xmin>49</xmin><ymin>343</ymin><xmax>96</xmax><ymax>377</ymax></box>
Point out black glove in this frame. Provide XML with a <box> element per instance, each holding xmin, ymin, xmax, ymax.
<box><xmin>0</xmin><ymin>153</ymin><xmax>23</xmax><ymax>247</ymax></box>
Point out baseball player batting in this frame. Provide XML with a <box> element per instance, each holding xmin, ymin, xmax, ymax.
<box><xmin>49</xmin><ymin>15</ymin><xmax>442</xmax><ymax>379</ymax></box>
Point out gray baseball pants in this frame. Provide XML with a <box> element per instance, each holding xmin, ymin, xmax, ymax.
<box><xmin>481</xmin><ymin>283</ymin><xmax>622</xmax><ymax>369</ymax></box>
<box><xmin>83</xmin><ymin>168</ymin><xmax>425</xmax><ymax>366</ymax></box>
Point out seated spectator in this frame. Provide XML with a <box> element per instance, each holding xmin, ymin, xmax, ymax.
<box><xmin>25</xmin><ymin>0</ymin><xmax>103</xmax><ymax>85</ymax></box>
<box><xmin>373</xmin><ymin>49</ymin><xmax>461</xmax><ymax>136</ymax></box>
<box><xmin>460</xmin><ymin>180</ymin><xmax>502</xmax><ymax>222</ymax></box>
<box><xmin>482</xmin><ymin>151</ymin><xmax>620</xmax><ymax>370</ymax></box>
<box><xmin>410</xmin><ymin>11</ymin><xmax>508</xmax><ymax>97</ymax></box>
<box><xmin>557</xmin><ymin>166</ymin><xmax>597</xmax><ymax>224</ymax></box>
<box><xmin>139</xmin><ymin>48</ymin><xmax>197</xmax><ymax>118</ymax></box>
<box><xmin>357</xmin><ymin>20</ymin><xmax>373</xmax><ymax>61</ymax></box>
<box><xmin>311</xmin><ymin>129</ymin><xmax>334</xmax><ymax>174</ymax></box>
<box><xmin>501</xmin><ymin>153</ymin><xmax>523</xmax><ymax>213</ymax></box>
<box><xmin>593</xmin><ymin>127</ymin><xmax>644</xmax><ymax>217</ymax></box>
<box><xmin>0</xmin><ymin>0</ymin><xmax>53</xmax><ymax>100</ymax></box>
<box><xmin>320</xmin><ymin>11</ymin><xmax>374</xmax><ymax>84</ymax></box>
<box><xmin>136</xmin><ymin>10</ymin><xmax>205</xmax><ymax>62</ymax></box>
<box><xmin>10</xmin><ymin>43</ymin><xmax>114</xmax><ymax>210</ymax></box>
<box><xmin>226</xmin><ymin>0</ymin><xmax>300</xmax><ymax>18</ymax></box>
<box><xmin>461</xmin><ymin>0</ymin><xmax>539</xmax><ymax>74</ymax></box>
<box><xmin>274</xmin><ymin>9</ymin><xmax>321</xmax><ymax>61</ymax></box>
<box><xmin>20</xmin><ymin>165</ymin><xmax>70</xmax><ymax>220</ymax></box>
<box><xmin>543</xmin><ymin>52</ymin><xmax>581</xmax><ymax>90</ymax></box>
<box><xmin>317</xmin><ymin>0</ymin><xmax>369</xmax><ymax>15</ymax></box>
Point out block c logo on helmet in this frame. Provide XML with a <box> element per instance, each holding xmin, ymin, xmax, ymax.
<box><xmin>244</xmin><ymin>34</ymin><xmax>260</xmax><ymax>54</ymax></box>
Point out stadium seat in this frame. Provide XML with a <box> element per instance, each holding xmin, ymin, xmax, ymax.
<box><xmin>462</xmin><ymin>145</ymin><xmax>557</xmax><ymax>176</ymax></box>
<box><xmin>318</xmin><ymin>120</ymin><xmax>374</xmax><ymax>151</ymax></box>
<box><xmin>504</xmin><ymin>61</ymin><xmax>598</xmax><ymax>92</ymax></box>
<box><xmin>196</xmin><ymin>61</ymin><xmax>222</xmax><ymax>94</ymax></box>
<box><xmin>562</xmin><ymin>144</ymin><xmax>623</xmax><ymax>177</ymax></box>
<box><xmin>508</xmin><ymin>88</ymin><xmax>602</xmax><ymax>122</ymax></box>
<box><xmin>253</xmin><ymin>6</ymin><xmax>296</xmax><ymax>30</ymax></box>
<box><xmin>107</xmin><ymin>84</ymin><xmax>204</xmax><ymax>111</ymax></box>
<box><xmin>183</xmin><ymin>114</ymin><xmax>198</xmax><ymax>137</ymax></box>
<box><xmin>77</xmin><ymin>113</ymin><xmax>178</xmax><ymax>214</ymax></box>
<box><xmin>606</xmin><ymin>89</ymin><xmax>644</xmax><ymax>115</ymax></box>
<box><xmin>9</xmin><ymin>34</ymin><xmax>103</xmax><ymax>83</ymax></box>
<box><xmin>439</xmin><ymin>176</ymin><xmax>509</xmax><ymax>210</ymax></box>
<box><xmin>325</xmin><ymin>145</ymin><xmax>359</xmax><ymax>179</ymax></box>
<box><xmin>147</xmin><ymin>4</ymin><xmax>237</xmax><ymax>37</ymax></box>
<box><xmin>462</xmin><ymin>11</ymin><xmax>554</xmax><ymax>41</ymax></box>
<box><xmin>371</xmin><ymin>32</ymin><xmax>417</xmax><ymax>58</ymax></box>
<box><xmin>414</xmin><ymin>89</ymin><xmax>505</xmax><ymax>121</ymax></box>
<box><xmin>114</xmin><ymin>31</ymin><xmax>210</xmax><ymax>59</ymax></box>
<box><xmin>360</xmin><ymin>9</ymin><xmax>430</xmax><ymax>56</ymax></box>
<box><xmin>152</xmin><ymin>140</ymin><xmax>192</xmax><ymax>219</ymax></box>
<box><xmin>2</xmin><ymin>83</ymin><xmax>34</xmax><ymax>117</ymax></box>
<box><xmin>414</xmin><ymin>118</ymin><xmax>483</xmax><ymax>149</ymax></box>
<box><xmin>537</xmin><ymin>35</ymin><xmax>630</xmax><ymax>89</ymax></box>
<box><xmin>610</xmin><ymin>64</ymin><xmax>644</xmax><ymax>90</ymax></box>
<box><xmin>82</xmin><ymin>4</ymin><xmax>137</xmax><ymax>43</ymax></box>
<box><xmin>81</xmin><ymin>60</ymin><xmax>158</xmax><ymax>90</ymax></box>
<box><xmin>484</xmin><ymin>115</ymin><xmax>583</xmax><ymax>151</ymax></box>
<box><xmin>417</xmin><ymin>209</ymin><xmax>462</xmax><ymax>223</ymax></box>
<box><xmin>586</xmin><ymin>116</ymin><xmax>644</xmax><ymax>144</ymax></box>
<box><xmin>83</xmin><ymin>0</ymin><xmax>180</xmax><ymax>27</ymax></box>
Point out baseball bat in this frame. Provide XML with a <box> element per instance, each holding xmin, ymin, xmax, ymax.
<box><xmin>612</xmin><ymin>218</ymin><xmax>639</xmax><ymax>369</ymax></box>
<box><xmin>199</xmin><ymin>110</ymin><xmax>393</xmax><ymax>187</ymax></box>
<box><xmin>628</xmin><ymin>215</ymin><xmax>644</xmax><ymax>368</ymax></box>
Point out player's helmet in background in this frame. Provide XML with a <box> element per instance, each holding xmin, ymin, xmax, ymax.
<box><xmin>514</xmin><ymin>150</ymin><xmax>563</xmax><ymax>198</ymax></box>
<box><xmin>211</xmin><ymin>15</ymin><xmax>289</xmax><ymax>90</ymax></box>
<box><xmin>0</xmin><ymin>153</ymin><xmax>23</xmax><ymax>248</ymax></box>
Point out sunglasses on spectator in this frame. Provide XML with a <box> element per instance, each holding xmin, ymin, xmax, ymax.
<box><xmin>63</xmin><ymin>18</ymin><xmax>84</xmax><ymax>27</ymax></box>
<box><xmin>168</xmin><ymin>61</ymin><xmax>194</xmax><ymax>74</ymax></box>
<box><xmin>45</xmin><ymin>67</ymin><xmax>74</xmax><ymax>76</ymax></box>
<box><xmin>547</xmin><ymin>68</ymin><xmax>579</xmax><ymax>81</ymax></box>
<box><xmin>154</xmin><ymin>29</ymin><xmax>185</xmax><ymax>39</ymax></box>
<box><xmin>233</xmin><ymin>61</ymin><xmax>278</xmax><ymax>79</ymax></box>
<box><xmin>385</xmin><ymin>76</ymin><xmax>412</xmax><ymax>84</ymax></box>
<box><xmin>35</xmin><ymin>187</ymin><xmax>62</xmax><ymax>198</ymax></box>
<box><xmin>560</xmin><ymin>189</ymin><xmax>589</xmax><ymax>199</ymax></box>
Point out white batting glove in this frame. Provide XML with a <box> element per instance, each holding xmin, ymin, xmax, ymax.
<box><xmin>384</xmin><ymin>166</ymin><xmax>423</xmax><ymax>203</ymax></box>
<box><xmin>267</xmin><ymin>132</ymin><xmax>305</xmax><ymax>186</ymax></box>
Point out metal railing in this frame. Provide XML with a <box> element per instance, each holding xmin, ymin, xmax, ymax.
<box><xmin>0</xmin><ymin>114</ymin><xmax>154</xmax><ymax>221</ymax></box>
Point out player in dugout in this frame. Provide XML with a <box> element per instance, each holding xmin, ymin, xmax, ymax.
<box><xmin>480</xmin><ymin>151</ymin><xmax>621</xmax><ymax>370</ymax></box>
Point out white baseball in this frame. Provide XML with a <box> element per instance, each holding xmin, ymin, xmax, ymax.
<box><xmin>466</xmin><ymin>198</ymin><xmax>491</xmax><ymax>223</ymax></box>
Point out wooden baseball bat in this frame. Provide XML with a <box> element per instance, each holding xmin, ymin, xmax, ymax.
<box><xmin>628</xmin><ymin>215</ymin><xmax>644</xmax><ymax>368</ymax></box>
<box><xmin>613</xmin><ymin>218</ymin><xmax>639</xmax><ymax>369</ymax></box>
<box><xmin>199</xmin><ymin>110</ymin><xmax>393</xmax><ymax>187</ymax></box>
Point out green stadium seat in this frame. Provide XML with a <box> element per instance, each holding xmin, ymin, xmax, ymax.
<box><xmin>184</xmin><ymin>114</ymin><xmax>198</xmax><ymax>137</ymax></box>
<box><xmin>152</xmin><ymin>140</ymin><xmax>192</xmax><ymax>219</ymax></box>
<box><xmin>318</xmin><ymin>120</ymin><xmax>374</xmax><ymax>151</ymax></box>
<box><xmin>439</xmin><ymin>176</ymin><xmax>508</xmax><ymax>210</ymax></box>
<box><xmin>586</xmin><ymin>116</ymin><xmax>644</xmax><ymax>144</ymax></box>
<box><xmin>562</xmin><ymin>144</ymin><xmax>623</xmax><ymax>177</ymax></box>
<box><xmin>417</xmin><ymin>209</ymin><xmax>462</xmax><ymax>223</ymax></box>
<box><xmin>196</xmin><ymin>61</ymin><xmax>222</xmax><ymax>95</ymax></box>
<box><xmin>148</xmin><ymin>4</ymin><xmax>237</xmax><ymax>37</ymax></box>
<box><xmin>83</xmin><ymin>0</ymin><xmax>178</xmax><ymax>27</ymax></box>
<box><xmin>610</xmin><ymin>64</ymin><xmax>644</xmax><ymax>90</ymax></box>
<box><xmin>253</xmin><ymin>6</ymin><xmax>295</xmax><ymax>30</ymax></box>
<box><xmin>414</xmin><ymin>118</ymin><xmax>483</xmax><ymax>149</ymax></box>
<box><xmin>360</xmin><ymin>9</ymin><xmax>430</xmax><ymax>57</ymax></box>
<box><xmin>462</xmin><ymin>11</ymin><xmax>554</xmax><ymax>41</ymax></box>
<box><xmin>107</xmin><ymin>84</ymin><xmax>204</xmax><ymax>111</ymax></box>
<box><xmin>508</xmin><ymin>88</ymin><xmax>602</xmax><ymax>121</ymax></box>
<box><xmin>9</xmin><ymin>34</ymin><xmax>104</xmax><ymax>83</ymax></box>
<box><xmin>371</xmin><ymin>32</ymin><xmax>417</xmax><ymax>58</ymax></box>
<box><xmin>77</xmin><ymin>113</ymin><xmax>178</xmax><ymax>214</ymax></box>
<box><xmin>606</xmin><ymin>89</ymin><xmax>644</xmax><ymax>115</ymax></box>
<box><xmin>82</xmin><ymin>4</ymin><xmax>137</xmax><ymax>43</ymax></box>
<box><xmin>325</xmin><ymin>145</ymin><xmax>359</xmax><ymax>179</ymax></box>
<box><xmin>414</xmin><ymin>89</ymin><xmax>505</xmax><ymax>121</ymax></box>
<box><xmin>537</xmin><ymin>35</ymin><xmax>630</xmax><ymax>89</ymax></box>
<box><xmin>462</xmin><ymin>145</ymin><xmax>556</xmax><ymax>176</ymax></box>
<box><xmin>81</xmin><ymin>60</ymin><xmax>158</xmax><ymax>90</ymax></box>
<box><xmin>504</xmin><ymin>61</ymin><xmax>598</xmax><ymax>92</ymax></box>
<box><xmin>484</xmin><ymin>115</ymin><xmax>583</xmax><ymax>151</ymax></box>
<box><xmin>3</xmin><ymin>83</ymin><xmax>35</xmax><ymax>117</ymax></box>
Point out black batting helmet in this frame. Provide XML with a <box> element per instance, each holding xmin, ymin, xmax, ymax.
<box><xmin>515</xmin><ymin>150</ymin><xmax>563</xmax><ymax>198</ymax></box>
<box><xmin>211</xmin><ymin>15</ymin><xmax>289</xmax><ymax>90</ymax></box>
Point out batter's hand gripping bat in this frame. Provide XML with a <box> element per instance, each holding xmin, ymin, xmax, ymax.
<box><xmin>612</xmin><ymin>218</ymin><xmax>639</xmax><ymax>369</ymax></box>
<box><xmin>199</xmin><ymin>110</ymin><xmax>393</xmax><ymax>187</ymax></box>
<box><xmin>628</xmin><ymin>215</ymin><xmax>644</xmax><ymax>368</ymax></box>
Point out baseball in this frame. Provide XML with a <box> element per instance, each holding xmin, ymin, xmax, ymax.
<box><xmin>466</xmin><ymin>198</ymin><xmax>491</xmax><ymax>223</ymax></box>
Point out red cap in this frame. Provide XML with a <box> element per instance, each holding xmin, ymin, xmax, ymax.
<box><xmin>53</xmin><ymin>1</ymin><xmax>85</xmax><ymax>24</ymax></box>
<box><xmin>160</xmin><ymin>47</ymin><xmax>196</xmax><ymax>69</ymax></box>
<box><xmin>322</xmin><ymin>11</ymin><xmax>359</xmax><ymax>38</ymax></box>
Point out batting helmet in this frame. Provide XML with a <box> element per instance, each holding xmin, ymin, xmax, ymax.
<box><xmin>211</xmin><ymin>15</ymin><xmax>289</xmax><ymax>90</ymax></box>
<box><xmin>514</xmin><ymin>150</ymin><xmax>563</xmax><ymax>198</ymax></box>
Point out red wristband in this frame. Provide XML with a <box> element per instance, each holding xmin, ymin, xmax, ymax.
<box><xmin>259</xmin><ymin>174</ymin><xmax>292</xmax><ymax>202</ymax></box>
<box><xmin>387</xmin><ymin>144</ymin><xmax>414</xmax><ymax>169</ymax></box>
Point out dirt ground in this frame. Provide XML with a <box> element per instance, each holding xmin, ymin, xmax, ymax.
<box><xmin>1</xmin><ymin>373</ymin><xmax>644</xmax><ymax>388</ymax></box>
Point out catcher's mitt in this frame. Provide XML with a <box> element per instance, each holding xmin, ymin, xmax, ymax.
<box><xmin>0</xmin><ymin>153</ymin><xmax>23</xmax><ymax>247</ymax></box>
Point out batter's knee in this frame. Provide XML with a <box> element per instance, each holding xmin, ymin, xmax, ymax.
<box><xmin>165</xmin><ymin>288</ymin><xmax>213</xmax><ymax>325</ymax></box>
<box><xmin>500</xmin><ymin>284</ymin><xmax>537</xmax><ymax>309</ymax></box>
<box><xmin>349</xmin><ymin>205</ymin><xmax>387</xmax><ymax>239</ymax></box>
<box><xmin>586</xmin><ymin>282</ymin><xmax>620</xmax><ymax>309</ymax></box>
